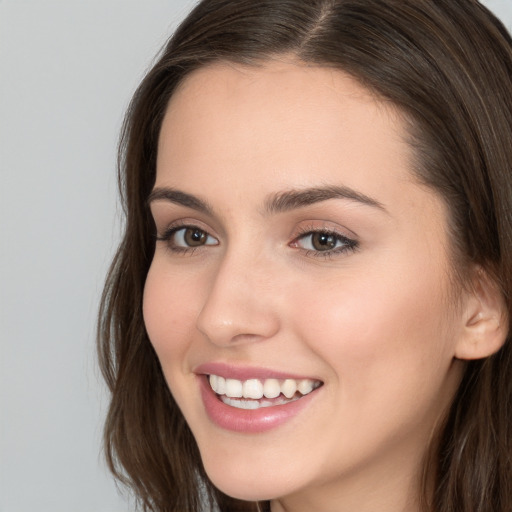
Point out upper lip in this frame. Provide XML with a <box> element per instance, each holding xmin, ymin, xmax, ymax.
<box><xmin>194</xmin><ymin>362</ymin><xmax>322</xmax><ymax>382</ymax></box>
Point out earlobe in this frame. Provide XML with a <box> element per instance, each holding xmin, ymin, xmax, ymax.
<box><xmin>454</xmin><ymin>267</ymin><xmax>509</xmax><ymax>360</ymax></box>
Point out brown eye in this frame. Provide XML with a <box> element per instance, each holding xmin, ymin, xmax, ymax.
<box><xmin>183</xmin><ymin>227</ymin><xmax>208</xmax><ymax>246</ymax></box>
<box><xmin>310</xmin><ymin>232</ymin><xmax>338</xmax><ymax>251</ymax></box>
<box><xmin>166</xmin><ymin>226</ymin><xmax>218</xmax><ymax>249</ymax></box>
<box><xmin>292</xmin><ymin>230</ymin><xmax>358</xmax><ymax>256</ymax></box>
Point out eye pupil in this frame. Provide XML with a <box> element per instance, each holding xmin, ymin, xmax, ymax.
<box><xmin>312</xmin><ymin>232</ymin><xmax>337</xmax><ymax>251</ymax></box>
<box><xmin>185</xmin><ymin>228</ymin><xmax>206</xmax><ymax>246</ymax></box>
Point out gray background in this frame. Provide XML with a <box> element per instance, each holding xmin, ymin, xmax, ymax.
<box><xmin>1</xmin><ymin>1</ymin><xmax>511</xmax><ymax>511</ymax></box>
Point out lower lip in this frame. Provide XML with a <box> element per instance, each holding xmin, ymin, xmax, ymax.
<box><xmin>199</xmin><ymin>376</ymin><xmax>319</xmax><ymax>433</ymax></box>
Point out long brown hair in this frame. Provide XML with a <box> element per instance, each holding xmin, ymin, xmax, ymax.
<box><xmin>98</xmin><ymin>1</ymin><xmax>512</xmax><ymax>510</ymax></box>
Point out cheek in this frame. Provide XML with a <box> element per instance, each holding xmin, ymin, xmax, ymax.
<box><xmin>289</xmin><ymin>261</ymin><xmax>458</xmax><ymax>407</ymax></box>
<box><xmin>142</xmin><ymin>262</ymin><xmax>198</xmax><ymax>367</ymax></box>
<box><xmin>294</xmin><ymin>271</ymin><xmax>446</xmax><ymax>344</ymax></box>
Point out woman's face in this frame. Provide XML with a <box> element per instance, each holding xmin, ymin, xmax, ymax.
<box><xmin>144</xmin><ymin>61</ymin><xmax>467</xmax><ymax>511</ymax></box>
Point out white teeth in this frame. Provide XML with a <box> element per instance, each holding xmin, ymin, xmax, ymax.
<box><xmin>225</xmin><ymin>378</ymin><xmax>243</xmax><ymax>398</ymax></box>
<box><xmin>297</xmin><ymin>379</ymin><xmax>314</xmax><ymax>395</ymax></box>
<box><xmin>242</xmin><ymin>379</ymin><xmax>264</xmax><ymax>399</ymax></box>
<box><xmin>209</xmin><ymin>374</ymin><xmax>226</xmax><ymax>394</ymax></box>
<box><xmin>216</xmin><ymin>376</ymin><xmax>226</xmax><ymax>395</ymax></box>
<box><xmin>262</xmin><ymin>378</ymin><xmax>281</xmax><ymax>399</ymax></box>
<box><xmin>223</xmin><ymin>397</ymin><xmax>263</xmax><ymax>409</ymax></box>
<box><xmin>281</xmin><ymin>379</ymin><xmax>297</xmax><ymax>399</ymax></box>
<box><xmin>221</xmin><ymin>395</ymin><xmax>301</xmax><ymax>410</ymax></box>
<box><xmin>208</xmin><ymin>375</ymin><xmax>321</xmax><ymax>401</ymax></box>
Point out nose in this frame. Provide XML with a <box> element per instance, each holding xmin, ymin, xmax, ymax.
<box><xmin>196</xmin><ymin>248</ymin><xmax>281</xmax><ymax>347</ymax></box>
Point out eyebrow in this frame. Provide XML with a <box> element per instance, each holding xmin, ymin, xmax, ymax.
<box><xmin>264</xmin><ymin>185</ymin><xmax>386</xmax><ymax>214</ymax></box>
<box><xmin>147</xmin><ymin>184</ymin><xmax>386</xmax><ymax>216</ymax></box>
<box><xmin>148</xmin><ymin>187</ymin><xmax>214</xmax><ymax>215</ymax></box>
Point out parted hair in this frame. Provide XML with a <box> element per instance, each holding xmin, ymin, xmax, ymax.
<box><xmin>98</xmin><ymin>1</ymin><xmax>512</xmax><ymax>511</ymax></box>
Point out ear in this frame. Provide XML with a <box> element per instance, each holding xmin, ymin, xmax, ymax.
<box><xmin>455</xmin><ymin>266</ymin><xmax>509</xmax><ymax>360</ymax></box>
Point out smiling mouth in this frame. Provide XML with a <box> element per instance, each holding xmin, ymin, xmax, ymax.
<box><xmin>208</xmin><ymin>375</ymin><xmax>323</xmax><ymax>410</ymax></box>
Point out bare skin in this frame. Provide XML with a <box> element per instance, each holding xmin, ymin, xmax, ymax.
<box><xmin>143</xmin><ymin>60</ymin><xmax>503</xmax><ymax>512</ymax></box>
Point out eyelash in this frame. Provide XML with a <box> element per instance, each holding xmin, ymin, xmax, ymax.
<box><xmin>155</xmin><ymin>222</ymin><xmax>218</xmax><ymax>255</ymax></box>
<box><xmin>155</xmin><ymin>223</ymin><xmax>359</xmax><ymax>259</ymax></box>
<box><xmin>290</xmin><ymin>226</ymin><xmax>359</xmax><ymax>259</ymax></box>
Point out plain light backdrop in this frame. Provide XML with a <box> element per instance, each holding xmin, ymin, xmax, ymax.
<box><xmin>1</xmin><ymin>1</ymin><xmax>511</xmax><ymax>511</ymax></box>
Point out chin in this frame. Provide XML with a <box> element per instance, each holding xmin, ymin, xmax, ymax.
<box><xmin>201</xmin><ymin>454</ymin><xmax>298</xmax><ymax>502</ymax></box>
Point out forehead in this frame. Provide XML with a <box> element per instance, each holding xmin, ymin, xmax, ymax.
<box><xmin>169</xmin><ymin>59</ymin><xmax>383</xmax><ymax>111</ymax></box>
<box><xmin>163</xmin><ymin>59</ymin><xmax>400</xmax><ymax>138</ymax></box>
<box><xmin>156</xmin><ymin>60</ymin><xmax>413</xmax><ymax>196</ymax></box>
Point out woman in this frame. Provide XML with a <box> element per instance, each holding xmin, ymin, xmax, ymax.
<box><xmin>98</xmin><ymin>1</ymin><xmax>512</xmax><ymax>511</ymax></box>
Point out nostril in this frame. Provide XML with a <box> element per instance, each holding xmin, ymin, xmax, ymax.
<box><xmin>230</xmin><ymin>333</ymin><xmax>267</xmax><ymax>344</ymax></box>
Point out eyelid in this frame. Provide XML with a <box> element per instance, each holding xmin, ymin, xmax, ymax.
<box><xmin>289</xmin><ymin>222</ymin><xmax>359</xmax><ymax>258</ymax></box>
<box><xmin>155</xmin><ymin>217</ymin><xmax>217</xmax><ymax>237</ymax></box>
<box><xmin>291</xmin><ymin>220</ymin><xmax>357</xmax><ymax>241</ymax></box>
<box><xmin>172</xmin><ymin>226</ymin><xmax>218</xmax><ymax>246</ymax></box>
<box><xmin>155</xmin><ymin>219</ymin><xmax>219</xmax><ymax>253</ymax></box>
